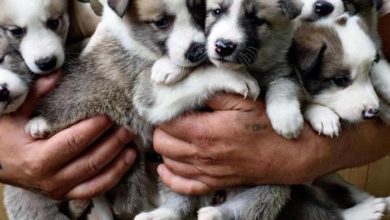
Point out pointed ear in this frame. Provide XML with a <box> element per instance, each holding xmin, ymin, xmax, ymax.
<box><xmin>290</xmin><ymin>40</ymin><xmax>327</xmax><ymax>74</ymax></box>
<box><xmin>279</xmin><ymin>0</ymin><xmax>303</xmax><ymax>20</ymax></box>
<box><xmin>107</xmin><ymin>0</ymin><xmax>132</xmax><ymax>17</ymax></box>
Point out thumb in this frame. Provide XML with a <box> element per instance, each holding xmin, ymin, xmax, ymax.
<box><xmin>17</xmin><ymin>71</ymin><xmax>61</xmax><ymax>117</ymax></box>
<box><xmin>207</xmin><ymin>93</ymin><xmax>262</xmax><ymax>112</ymax></box>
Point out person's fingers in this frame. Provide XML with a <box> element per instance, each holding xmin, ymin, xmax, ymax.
<box><xmin>163</xmin><ymin>157</ymin><xmax>234</xmax><ymax>179</ymax></box>
<box><xmin>157</xmin><ymin>164</ymin><xmax>213</xmax><ymax>195</ymax></box>
<box><xmin>153</xmin><ymin>128</ymin><xmax>197</xmax><ymax>162</ymax></box>
<box><xmin>18</xmin><ymin>72</ymin><xmax>61</xmax><ymax>117</ymax></box>
<box><xmin>37</xmin><ymin>115</ymin><xmax>113</xmax><ymax>168</ymax></box>
<box><xmin>55</xmin><ymin>128</ymin><xmax>134</xmax><ymax>189</ymax></box>
<box><xmin>66</xmin><ymin>149</ymin><xmax>137</xmax><ymax>200</ymax></box>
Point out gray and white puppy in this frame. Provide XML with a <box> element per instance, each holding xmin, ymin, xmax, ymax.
<box><xmin>17</xmin><ymin>0</ymin><xmax>260</xmax><ymax>220</ymax></box>
<box><xmin>0</xmin><ymin>0</ymin><xmax>69</xmax><ymax>75</ymax></box>
<box><xmin>0</xmin><ymin>30</ymin><xmax>32</xmax><ymax>115</ymax></box>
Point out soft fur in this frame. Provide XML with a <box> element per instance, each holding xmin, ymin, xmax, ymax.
<box><xmin>0</xmin><ymin>0</ymin><xmax>69</xmax><ymax>74</ymax></box>
<box><xmin>16</xmin><ymin>0</ymin><xmax>261</xmax><ymax>219</ymax></box>
<box><xmin>0</xmin><ymin>30</ymin><xmax>32</xmax><ymax>115</ymax></box>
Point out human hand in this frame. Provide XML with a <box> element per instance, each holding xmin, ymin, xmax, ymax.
<box><xmin>154</xmin><ymin>94</ymin><xmax>390</xmax><ymax>195</ymax></box>
<box><xmin>0</xmin><ymin>72</ymin><xmax>137</xmax><ymax>200</ymax></box>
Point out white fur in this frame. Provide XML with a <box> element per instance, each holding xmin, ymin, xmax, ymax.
<box><xmin>151</xmin><ymin>57</ymin><xmax>190</xmax><ymax>85</ymax></box>
<box><xmin>92</xmin><ymin>197</ymin><xmax>114</xmax><ymax>220</ymax></box>
<box><xmin>197</xmin><ymin>207</ymin><xmax>223</xmax><ymax>220</ymax></box>
<box><xmin>342</xmin><ymin>198</ymin><xmax>387</xmax><ymax>220</ymax></box>
<box><xmin>25</xmin><ymin>116</ymin><xmax>50</xmax><ymax>139</ymax></box>
<box><xmin>305</xmin><ymin>104</ymin><xmax>341</xmax><ymax>137</ymax></box>
<box><xmin>310</xmin><ymin>16</ymin><xmax>380</xmax><ymax>124</ymax></box>
<box><xmin>0</xmin><ymin>68</ymin><xmax>29</xmax><ymax>115</ymax></box>
<box><xmin>372</xmin><ymin>59</ymin><xmax>390</xmax><ymax>102</ymax></box>
<box><xmin>137</xmin><ymin>66</ymin><xmax>260</xmax><ymax>124</ymax></box>
<box><xmin>135</xmin><ymin>208</ymin><xmax>179</xmax><ymax>220</ymax></box>
<box><xmin>101</xmin><ymin>4</ymin><xmax>159</xmax><ymax>61</ymax></box>
<box><xmin>1</xmin><ymin>0</ymin><xmax>69</xmax><ymax>74</ymax></box>
<box><xmin>206</xmin><ymin>0</ymin><xmax>245</xmax><ymax>67</ymax></box>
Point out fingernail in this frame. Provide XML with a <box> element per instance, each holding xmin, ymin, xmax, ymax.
<box><xmin>125</xmin><ymin>150</ymin><xmax>136</xmax><ymax>164</ymax></box>
<box><xmin>157</xmin><ymin>165</ymin><xmax>165</xmax><ymax>176</ymax></box>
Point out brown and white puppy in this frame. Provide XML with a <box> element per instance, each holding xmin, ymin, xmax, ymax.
<box><xmin>0</xmin><ymin>0</ymin><xmax>69</xmax><ymax>74</ymax></box>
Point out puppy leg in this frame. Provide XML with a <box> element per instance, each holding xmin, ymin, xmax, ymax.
<box><xmin>4</xmin><ymin>185</ymin><xmax>69</xmax><ymax>220</ymax></box>
<box><xmin>304</xmin><ymin>104</ymin><xmax>341</xmax><ymax>138</ymax></box>
<box><xmin>151</xmin><ymin>57</ymin><xmax>191</xmax><ymax>85</ymax></box>
<box><xmin>135</xmin><ymin>191</ymin><xmax>196</xmax><ymax>220</ymax></box>
<box><xmin>266</xmin><ymin>77</ymin><xmax>304</xmax><ymax>139</ymax></box>
<box><xmin>372</xmin><ymin>59</ymin><xmax>390</xmax><ymax>103</ymax></box>
<box><xmin>143</xmin><ymin>66</ymin><xmax>260</xmax><ymax>124</ymax></box>
<box><xmin>198</xmin><ymin>186</ymin><xmax>290</xmax><ymax>220</ymax></box>
<box><xmin>342</xmin><ymin>198</ymin><xmax>387</xmax><ymax>220</ymax></box>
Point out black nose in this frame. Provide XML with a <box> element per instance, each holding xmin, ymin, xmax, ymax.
<box><xmin>35</xmin><ymin>56</ymin><xmax>57</xmax><ymax>72</ymax></box>
<box><xmin>215</xmin><ymin>39</ymin><xmax>237</xmax><ymax>57</ymax></box>
<box><xmin>0</xmin><ymin>85</ymin><xmax>9</xmax><ymax>102</ymax></box>
<box><xmin>314</xmin><ymin>0</ymin><xmax>335</xmax><ymax>17</ymax></box>
<box><xmin>363</xmin><ymin>108</ymin><xmax>380</xmax><ymax>119</ymax></box>
<box><xmin>185</xmin><ymin>42</ymin><xmax>206</xmax><ymax>63</ymax></box>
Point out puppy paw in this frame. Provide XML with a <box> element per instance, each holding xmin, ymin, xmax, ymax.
<box><xmin>151</xmin><ymin>57</ymin><xmax>188</xmax><ymax>85</ymax></box>
<box><xmin>197</xmin><ymin>207</ymin><xmax>223</xmax><ymax>220</ymax></box>
<box><xmin>225</xmin><ymin>73</ymin><xmax>260</xmax><ymax>101</ymax></box>
<box><xmin>372</xmin><ymin>60</ymin><xmax>390</xmax><ymax>103</ymax></box>
<box><xmin>305</xmin><ymin>105</ymin><xmax>341</xmax><ymax>138</ymax></box>
<box><xmin>343</xmin><ymin>198</ymin><xmax>387</xmax><ymax>220</ymax></box>
<box><xmin>267</xmin><ymin>102</ymin><xmax>304</xmax><ymax>139</ymax></box>
<box><xmin>25</xmin><ymin>117</ymin><xmax>50</xmax><ymax>139</ymax></box>
<box><xmin>134</xmin><ymin>208</ymin><xmax>179</xmax><ymax>220</ymax></box>
<box><xmin>385</xmin><ymin>197</ymin><xmax>390</xmax><ymax>214</ymax></box>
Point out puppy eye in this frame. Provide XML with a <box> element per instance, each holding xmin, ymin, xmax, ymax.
<box><xmin>332</xmin><ymin>76</ymin><xmax>351</xmax><ymax>88</ymax></box>
<box><xmin>212</xmin><ymin>9</ymin><xmax>222</xmax><ymax>17</ymax></box>
<box><xmin>0</xmin><ymin>56</ymin><xmax>4</xmax><ymax>63</ymax></box>
<box><xmin>152</xmin><ymin>16</ymin><xmax>173</xmax><ymax>30</ymax></box>
<box><xmin>253</xmin><ymin>17</ymin><xmax>267</xmax><ymax>26</ymax></box>
<box><xmin>47</xmin><ymin>18</ymin><xmax>60</xmax><ymax>30</ymax></box>
<box><xmin>8</xmin><ymin>27</ymin><xmax>25</xmax><ymax>39</ymax></box>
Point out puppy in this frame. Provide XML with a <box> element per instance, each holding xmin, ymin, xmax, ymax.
<box><xmin>15</xmin><ymin>0</ymin><xmax>260</xmax><ymax>220</ymax></box>
<box><xmin>0</xmin><ymin>0</ymin><xmax>69</xmax><ymax>74</ymax></box>
<box><xmin>0</xmin><ymin>30</ymin><xmax>32</xmax><ymax>115</ymax></box>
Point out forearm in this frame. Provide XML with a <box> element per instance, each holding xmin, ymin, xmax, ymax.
<box><xmin>335</xmin><ymin>121</ymin><xmax>390</xmax><ymax>169</ymax></box>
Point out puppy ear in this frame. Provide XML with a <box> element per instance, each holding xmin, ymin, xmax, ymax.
<box><xmin>290</xmin><ymin>41</ymin><xmax>327</xmax><ymax>74</ymax></box>
<box><xmin>108</xmin><ymin>0</ymin><xmax>132</xmax><ymax>17</ymax></box>
<box><xmin>279</xmin><ymin>0</ymin><xmax>303</xmax><ymax>19</ymax></box>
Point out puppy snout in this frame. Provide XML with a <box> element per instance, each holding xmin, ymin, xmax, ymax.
<box><xmin>0</xmin><ymin>85</ymin><xmax>10</xmax><ymax>102</ymax></box>
<box><xmin>185</xmin><ymin>42</ymin><xmax>206</xmax><ymax>63</ymax></box>
<box><xmin>215</xmin><ymin>39</ymin><xmax>237</xmax><ymax>57</ymax></box>
<box><xmin>35</xmin><ymin>56</ymin><xmax>57</xmax><ymax>72</ymax></box>
<box><xmin>362</xmin><ymin>108</ymin><xmax>380</xmax><ymax>119</ymax></box>
<box><xmin>314</xmin><ymin>0</ymin><xmax>335</xmax><ymax>17</ymax></box>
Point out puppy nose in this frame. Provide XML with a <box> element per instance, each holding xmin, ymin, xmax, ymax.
<box><xmin>35</xmin><ymin>56</ymin><xmax>57</xmax><ymax>72</ymax></box>
<box><xmin>0</xmin><ymin>85</ymin><xmax>9</xmax><ymax>102</ymax></box>
<box><xmin>362</xmin><ymin>108</ymin><xmax>380</xmax><ymax>119</ymax></box>
<box><xmin>314</xmin><ymin>0</ymin><xmax>335</xmax><ymax>17</ymax></box>
<box><xmin>185</xmin><ymin>42</ymin><xmax>206</xmax><ymax>63</ymax></box>
<box><xmin>215</xmin><ymin>39</ymin><xmax>237</xmax><ymax>57</ymax></box>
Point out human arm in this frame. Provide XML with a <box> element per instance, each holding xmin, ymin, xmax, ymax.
<box><xmin>153</xmin><ymin>94</ymin><xmax>390</xmax><ymax>195</ymax></box>
<box><xmin>0</xmin><ymin>73</ymin><xmax>136</xmax><ymax>200</ymax></box>
<box><xmin>153</xmin><ymin>15</ymin><xmax>390</xmax><ymax>195</ymax></box>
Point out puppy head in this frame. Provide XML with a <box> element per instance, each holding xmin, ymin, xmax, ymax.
<box><xmin>105</xmin><ymin>0</ymin><xmax>207</xmax><ymax>67</ymax></box>
<box><xmin>292</xmin><ymin>16</ymin><xmax>380</xmax><ymax>122</ymax></box>
<box><xmin>0</xmin><ymin>0</ymin><xmax>69</xmax><ymax>75</ymax></box>
<box><xmin>0</xmin><ymin>31</ymin><xmax>31</xmax><ymax>114</ymax></box>
<box><xmin>205</xmin><ymin>0</ymin><xmax>302</xmax><ymax>69</ymax></box>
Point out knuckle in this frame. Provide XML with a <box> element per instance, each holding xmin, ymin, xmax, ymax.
<box><xmin>24</xmin><ymin>158</ymin><xmax>46</xmax><ymax>176</ymax></box>
<box><xmin>86</xmin><ymin>159</ymin><xmax>102</xmax><ymax>176</ymax></box>
<box><xmin>66</xmin><ymin>135</ymin><xmax>82</xmax><ymax>152</ymax></box>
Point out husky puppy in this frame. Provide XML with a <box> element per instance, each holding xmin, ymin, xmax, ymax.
<box><xmin>0</xmin><ymin>30</ymin><xmax>32</xmax><ymax>115</ymax></box>
<box><xmin>18</xmin><ymin>0</ymin><xmax>260</xmax><ymax>219</ymax></box>
<box><xmin>0</xmin><ymin>0</ymin><xmax>69</xmax><ymax>74</ymax></box>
